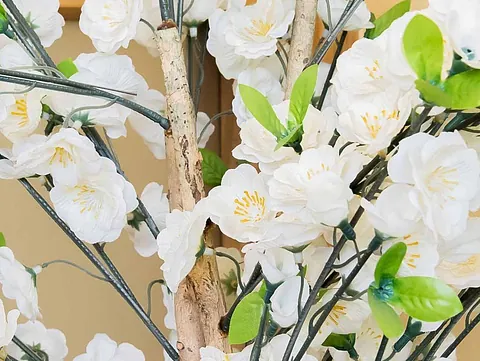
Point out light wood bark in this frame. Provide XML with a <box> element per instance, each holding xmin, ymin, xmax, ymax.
<box><xmin>285</xmin><ymin>0</ymin><xmax>319</xmax><ymax>97</ymax></box>
<box><xmin>155</xmin><ymin>25</ymin><xmax>230</xmax><ymax>360</ymax></box>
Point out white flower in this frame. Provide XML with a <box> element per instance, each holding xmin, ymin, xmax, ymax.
<box><xmin>126</xmin><ymin>182</ymin><xmax>169</xmax><ymax>257</ymax></box>
<box><xmin>224</xmin><ymin>0</ymin><xmax>295</xmax><ymax>59</ymax></box>
<box><xmin>361</xmin><ymin>184</ymin><xmax>422</xmax><ymax>237</ymax></box>
<box><xmin>14</xmin><ymin>0</ymin><xmax>65</xmax><ymax>47</ymax></box>
<box><xmin>255</xmin><ymin>248</ymin><xmax>298</xmax><ymax>285</ymax></box>
<box><xmin>0</xmin><ymin>89</ymin><xmax>44</xmax><ymax>143</ymax></box>
<box><xmin>79</xmin><ymin>0</ymin><xmax>143</xmax><ymax>53</ymax></box>
<box><xmin>388</xmin><ymin>131</ymin><xmax>480</xmax><ymax>240</ymax></box>
<box><xmin>330</xmin><ymin>316</ymin><xmax>411</xmax><ymax>361</ymax></box>
<box><xmin>0</xmin><ymin>299</ymin><xmax>19</xmax><ymax>347</ymax></box>
<box><xmin>233</xmin><ymin>101</ymin><xmax>337</xmax><ymax>174</ymax></box>
<box><xmin>157</xmin><ymin>200</ymin><xmax>209</xmax><ymax>293</ymax></box>
<box><xmin>12</xmin><ymin>129</ymin><xmax>101</xmax><ymax>187</ymax></box>
<box><xmin>7</xmin><ymin>321</ymin><xmax>68</xmax><ymax>361</ymax></box>
<box><xmin>317</xmin><ymin>0</ymin><xmax>373</xmax><ymax>31</ymax></box>
<box><xmin>73</xmin><ymin>333</ymin><xmax>144</xmax><ymax>361</ymax></box>
<box><xmin>270</xmin><ymin>276</ymin><xmax>309</xmax><ymax>327</ymax></box>
<box><xmin>134</xmin><ymin>0</ymin><xmax>162</xmax><ymax>57</ymax></box>
<box><xmin>436</xmin><ymin>216</ymin><xmax>480</xmax><ymax>289</ymax></box>
<box><xmin>50</xmin><ymin>158</ymin><xmax>138</xmax><ymax>243</ymax></box>
<box><xmin>0</xmin><ymin>247</ymin><xmax>40</xmax><ymax>320</ymax></box>
<box><xmin>180</xmin><ymin>0</ymin><xmax>218</xmax><ymax>27</ymax></box>
<box><xmin>0</xmin><ymin>148</ymin><xmax>35</xmax><ymax>180</ymax></box>
<box><xmin>233</xmin><ymin>67</ymin><xmax>284</xmax><ymax>125</ymax></box>
<box><xmin>0</xmin><ymin>41</ymin><xmax>35</xmax><ymax>69</ymax></box>
<box><xmin>337</xmin><ymin>91</ymin><xmax>413</xmax><ymax>155</ymax></box>
<box><xmin>268</xmin><ymin>146</ymin><xmax>362</xmax><ymax>226</ymax></box>
<box><xmin>309</xmin><ymin>289</ymin><xmax>371</xmax><ymax>348</ymax></box>
<box><xmin>197</xmin><ymin>112</ymin><xmax>215</xmax><ymax>148</ymax></box>
<box><xmin>161</xmin><ymin>284</ymin><xmax>176</xmax><ymax>330</ymax></box>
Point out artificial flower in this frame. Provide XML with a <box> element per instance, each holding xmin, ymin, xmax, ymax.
<box><xmin>7</xmin><ymin>321</ymin><xmax>68</xmax><ymax>361</ymax></box>
<box><xmin>0</xmin><ymin>41</ymin><xmax>35</xmax><ymax>69</ymax></box>
<box><xmin>270</xmin><ymin>276</ymin><xmax>309</xmax><ymax>327</ymax></box>
<box><xmin>50</xmin><ymin>157</ymin><xmax>138</xmax><ymax>243</ymax></box>
<box><xmin>157</xmin><ymin>200</ymin><xmax>209</xmax><ymax>293</ymax></box>
<box><xmin>0</xmin><ymin>299</ymin><xmax>19</xmax><ymax>347</ymax></box>
<box><xmin>73</xmin><ymin>333</ymin><xmax>144</xmax><ymax>361</ymax></box>
<box><xmin>79</xmin><ymin>0</ymin><xmax>143</xmax><ymax>53</ymax></box>
<box><xmin>126</xmin><ymin>182</ymin><xmax>169</xmax><ymax>257</ymax></box>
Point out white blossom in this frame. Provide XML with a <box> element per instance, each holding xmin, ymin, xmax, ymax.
<box><xmin>317</xmin><ymin>0</ymin><xmax>373</xmax><ymax>31</ymax></box>
<box><xmin>157</xmin><ymin>200</ymin><xmax>209</xmax><ymax>293</ymax></box>
<box><xmin>73</xmin><ymin>333</ymin><xmax>144</xmax><ymax>361</ymax></box>
<box><xmin>0</xmin><ymin>247</ymin><xmax>40</xmax><ymax>320</ymax></box>
<box><xmin>14</xmin><ymin>0</ymin><xmax>65</xmax><ymax>47</ymax></box>
<box><xmin>50</xmin><ymin>158</ymin><xmax>138</xmax><ymax>243</ymax></box>
<box><xmin>79</xmin><ymin>0</ymin><xmax>143</xmax><ymax>53</ymax></box>
<box><xmin>270</xmin><ymin>276</ymin><xmax>309</xmax><ymax>327</ymax></box>
<box><xmin>0</xmin><ymin>299</ymin><xmax>19</xmax><ymax>348</ymax></box>
<box><xmin>254</xmin><ymin>248</ymin><xmax>298</xmax><ymax>285</ymax></box>
<box><xmin>7</xmin><ymin>321</ymin><xmax>68</xmax><ymax>361</ymax></box>
<box><xmin>126</xmin><ymin>182</ymin><xmax>169</xmax><ymax>257</ymax></box>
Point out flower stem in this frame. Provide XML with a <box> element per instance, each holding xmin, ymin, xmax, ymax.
<box><xmin>41</xmin><ymin>259</ymin><xmax>109</xmax><ymax>282</ymax></box>
<box><xmin>441</xmin><ymin>312</ymin><xmax>480</xmax><ymax>358</ymax></box>
<box><xmin>216</xmin><ymin>251</ymin><xmax>244</xmax><ymax>291</ymax></box>
<box><xmin>146</xmin><ymin>279</ymin><xmax>165</xmax><ymax>317</ymax></box>
<box><xmin>375</xmin><ymin>335</ymin><xmax>388</xmax><ymax>361</ymax></box>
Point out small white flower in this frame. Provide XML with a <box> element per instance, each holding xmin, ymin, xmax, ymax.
<box><xmin>157</xmin><ymin>200</ymin><xmax>209</xmax><ymax>293</ymax></box>
<box><xmin>270</xmin><ymin>276</ymin><xmax>309</xmax><ymax>327</ymax></box>
<box><xmin>0</xmin><ymin>299</ymin><xmax>19</xmax><ymax>347</ymax></box>
<box><xmin>317</xmin><ymin>0</ymin><xmax>373</xmax><ymax>31</ymax></box>
<box><xmin>79</xmin><ymin>0</ymin><xmax>143</xmax><ymax>53</ymax></box>
<box><xmin>253</xmin><ymin>247</ymin><xmax>298</xmax><ymax>285</ymax></box>
<box><xmin>14</xmin><ymin>0</ymin><xmax>65</xmax><ymax>47</ymax></box>
<box><xmin>180</xmin><ymin>0</ymin><xmax>218</xmax><ymax>27</ymax></box>
<box><xmin>73</xmin><ymin>333</ymin><xmax>144</xmax><ymax>361</ymax></box>
<box><xmin>206</xmin><ymin>164</ymin><xmax>276</xmax><ymax>244</ymax></box>
<box><xmin>13</xmin><ymin>129</ymin><xmax>101</xmax><ymax>187</ymax></box>
<box><xmin>233</xmin><ymin>67</ymin><xmax>284</xmax><ymax>125</ymax></box>
<box><xmin>0</xmin><ymin>89</ymin><xmax>44</xmax><ymax>143</ymax></box>
<box><xmin>361</xmin><ymin>183</ymin><xmax>422</xmax><ymax>238</ymax></box>
<box><xmin>50</xmin><ymin>158</ymin><xmax>138</xmax><ymax>243</ymax></box>
<box><xmin>0</xmin><ymin>247</ymin><xmax>40</xmax><ymax>320</ymax></box>
<box><xmin>7</xmin><ymin>321</ymin><xmax>68</xmax><ymax>361</ymax></box>
<box><xmin>388</xmin><ymin>131</ymin><xmax>480</xmax><ymax>240</ymax></box>
<box><xmin>126</xmin><ymin>182</ymin><xmax>169</xmax><ymax>257</ymax></box>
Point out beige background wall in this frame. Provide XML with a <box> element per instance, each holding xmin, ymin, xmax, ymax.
<box><xmin>0</xmin><ymin>0</ymin><xmax>477</xmax><ymax>360</ymax></box>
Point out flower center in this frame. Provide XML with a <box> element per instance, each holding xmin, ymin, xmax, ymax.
<box><xmin>327</xmin><ymin>304</ymin><xmax>347</xmax><ymax>326</ymax></box>
<box><xmin>365</xmin><ymin>59</ymin><xmax>383</xmax><ymax>80</ymax></box>
<box><xmin>441</xmin><ymin>255</ymin><xmax>480</xmax><ymax>277</ymax></box>
<box><xmin>247</xmin><ymin>19</ymin><xmax>274</xmax><ymax>37</ymax></box>
<box><xmin>102</xmin><ymin>0</ymin><xmax>129</xmax><ymax>28</ymax></box>
<box><xmin>10</xmin><ymin>98</ymin><xmax>29</xmax><ymax>127</ymax></box>
<box><xmin>233</xmin><ymin>190</ymin><xmax>266</xmax><ymax>223</ymax></box>
<box><xmin>360</xmin><ymin>109</ymin><xmax>400</xmax><ymax>139</ymax></box>
<box><xmin>426</xmin><ymin>166</ymin><xmax>459</xmax><ymax>194</ymax></box>
<box><xmin>73</xmin><ymin>185</ymin><xmax>98</xmax><ymax>215</ymax></box>
<box><xmin>50</xmin><ymin>147</ymin><xmax>74</xmax><ymax>167</ymax></box>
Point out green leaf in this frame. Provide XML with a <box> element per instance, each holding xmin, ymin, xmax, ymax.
<box><xmin>390</xmin><ymin>277</ymin><xmax>463</xmax><ymax>322</ymax></box>
<box><xmin>57</xmin><ymin>58</ymin><xmax>79</xmax><ymax>78</ymax></box>
<box><xmin>199</xmin><ymin>148</ymin><xmax>228</xmax><ymax>187</ymax></box>
<box><xmin>403</xmin><ymin>14</ymin><xmax>444</xmax><ymax>83</ymax></box>
<box><xmin>239</xmin><ymin>84</ymin><xmax>286</xmax><ymax>139</ymax></box>
<box><xmin>258</xmin><ymin>281</ymin><xmax>267</xmax><ymax>299</ymax></box>
<box><xmin>368</xmin><ymin>288</ymin><xmax>404</xmax><ymax>338</ymax></box>
<box><xmin>415</xmin><ymin>79</ymin><xmax>452</xmax><ymax>107</ymax></box>
<box><xmin>444</xmin><ymin>70</ymin><xmax>480</xmax><ymax>109</ymax></box>
<box><xmin>289</xmin><ymin>65</ymin><xmax>318</xmax><ymax>125</ymax></box>
<box><xmin>322</xmin><ymin>333</ymin><xmax>356</xmax><ymax>351</ymax></box>
<box><xmin>275</xmin><ymin>123</ymin><xmax>303</xmax><ymax>150</ymax></box>
<box><xmin>366</xmin><ymin>0</ymin><xmax>410</xmax><ymax>39</ymax></box>
<box><xmin>0</xmin><ymin>232</ymin><xmax>5</xmax><ymax>247</ymax></box>
<box><xmin>375</xmin><ymin>242</ymin><xmax>407</xmax><ymax>285</ymax></box>
<box><xmin>229</xmin><ymin>292</ymin><xmax>265</xmax><ymax>344</ymax></box>
<box><xmin>0</xmin><ymin>4</ymin><xmax>6</xmax><ymax>17</ymax></box>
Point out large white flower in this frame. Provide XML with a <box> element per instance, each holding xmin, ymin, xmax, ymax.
<box><xmin>12</xmin><ymin>129</ymin><xmax>101</xmax><ymax>187</ymax></box>
<box><xmin>337</xmin><ymin>91</ymin><xmax>413</xmax><ymax>155</ymax></box>
<box><xmin>127</xmin><ymin>182</ymin><xmax>169</xmax><ymax>257</ymax></box>
<box><xmin>0</xmin><ymin>89</ymin><xmax>44</xmax><ymax>143</ymax></box>
<box><xmin>73</xmin><ymin>334</ymin><xmax>144</xmax><ymax>361</ymax></box>
<box><xmin>50</xmin><ymin>158</ymin><xmax>138</xmax><ymax>243</ymax></box>
<box><xmin>268</xmin><ymin>145</ymin><xmax>364</xmax><ymax>226</ymax></box>
<box><xmin>388</xmin><ymin>131</ymin><xmax>480</xmax><ymax>240</ymax></box>
<box><xmin>0</xmin><ymin>247</ymin><xmax>40</xmax><ymax>320</ymax></box>
<box><xmin>206</xmin><ymin>164</ymin><xmax>276</xmax><ymax>244</ymax></box>
<box><xmin>7</xmin><ymin>321</ymin><xmax>68</xmax><ymax>361</ymax></box>
<box><xmin>233</xmin><ymin>101</ymin><xmax>337</xmax><ymax>174</ymax></box>
<box><xmin>224</xmin><ymin>0</ymin><xmax>295</xmax><ymax>59</ymax></box>
<box><xmin>270</xmin><ymin>276</ymin><xmax>309</xmax><ymax>327</ymax></box>
<box><xmin>0</xmin><ymin>299</ymin><xmax>19</xmax><ymax>347</ymax></box>
<box><xmin>317</xmin><ymin>0</ymin><xmax>373</xmax><ymax>31</ymax></box>
<box><xmin>14</xmin><ymin>0</ymin><xmax>65</xmax><ymax>47</ymax></box>
<box><xmin>233</xmin><ymin>67</ymin><xmax>284</xmax><ymax>125</ymax></box>
<box><xmin>79</xmin><ymin>0</ymin><xmax>143</xmax><ymax>53</ymax></box>
<box><xmin>157</xmin><ymin>200</ymin><xmax>209</xmax><ymax>293</ymax></box>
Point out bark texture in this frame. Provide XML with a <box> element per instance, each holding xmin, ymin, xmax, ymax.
<box><xmin>285</xmin><ymin>0</ymin><xmax>319</xmax><ymax>97</ymax></box>
<box><xmin>155</xmin><ymin>26</ymin><xmax>230</xmax><ymax>360</ymax></box>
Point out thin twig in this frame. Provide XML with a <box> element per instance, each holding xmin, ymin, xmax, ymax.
<box><xmin>216</xmin><ymin>251</ymin><xmax>244</xmax><ymax>291</ymax></box>
<box><xmin>146</xmin><ymin>279</ymin><xmax>165</xmax><ymax>317</ymax></box>
<box><xmin>441</xmin><ymin>312</ymin><xmax>480</xmax><ymax>358</ymax></box>
<box><xmin>197</xmin><ymin>110</ymin><xmax>233</xmax><ymax>143</ymax></box>
<box><xmin>41</xmin><ymin>259</ymin><xmax>110</xmax><ymax>282</ymax></box>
